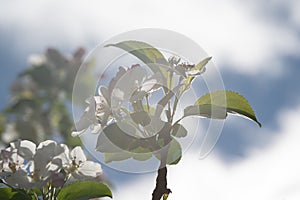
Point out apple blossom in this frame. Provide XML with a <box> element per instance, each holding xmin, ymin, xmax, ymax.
<box><xmin>0</xmin><ymin>139</ymin><xmax>109</xmax><ymax>200</ymax></box>
<box><xmin>62</xmin><ymin>146</ymin><xmax>103</xmax><ymax>180</ymax></box>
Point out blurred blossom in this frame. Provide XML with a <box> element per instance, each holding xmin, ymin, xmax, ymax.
<box><xmin>1</xmin><ymin>47</ymin><xmax>87</xmax><ymax>146</ymax></box>
<box><xmin>0</xmin><ymin>139</ymin><xmax>104</xmax><ymax>190</ymax></box>
<box><xmin>1</xmin><ymin>123</ymin><xmax>18</xmax><ymax>143</ymax></box>
<box><xmin>0</xmin><ymin>141</ymin><xmax>33</xmax><ymax>189</ymax></box>
<box><xmin>27</xmin><ymin>54</ymin><xmax>47</xmax><ymax>66</ymax></box>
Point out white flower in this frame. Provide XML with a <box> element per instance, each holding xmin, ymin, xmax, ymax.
<box><xmin>0</xmin><ymin>148</ymin><xmax>24</xmax><ymax>174</ymax></box>
<box><xmin>10</xmin><ymin>140</ymin><xmax>36</xmax><ymax>160</ymax></box>
<box><xmin>0</xmin><ymin>141</ymin><xmax>34</xmax><ymax>189</ymax></box>
<box><xmin>29</xmin><ymin>140</ymin><xmax>65</xmax><ymax>187</ymax></box>
<box><xmin>5</xmin><ymin>169</ymin><xmax>32</xmax><ymax>189</ymax></box>
<box><xmin>62</xmin><ymin>146</ymin><xmax>102</xmax><ymax>180</ymax></box>
<box><xmin>140</xmin><ymin>78</ymin><xmax>158</xmax><ymax>92</ymax></box>
<box><xmin>72</xmin><ymin>96</ymin><xmax>108</xmax><ymax>137</ymax></box>
<box><xmin>0</xmin><ymin>139</ymin><xmax>105</xmax><ymax>190</ymax></box>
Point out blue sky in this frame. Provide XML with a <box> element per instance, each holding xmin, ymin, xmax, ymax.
<box><xmin>1</xmin><ymin>0</ymin><xmax>300</xmax><ymax>199</ymax></box>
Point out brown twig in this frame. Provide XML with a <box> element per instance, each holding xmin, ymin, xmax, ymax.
<box><xmin>152</xmin><ymin>125</ymin><xmax>172</xmax><ymax>200</ymax></box>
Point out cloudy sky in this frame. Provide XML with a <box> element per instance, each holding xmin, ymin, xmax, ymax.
<box><xmin>1</xmin><ymin>0</ymin><xmax>300</xmax><ymax>199</ymax></box>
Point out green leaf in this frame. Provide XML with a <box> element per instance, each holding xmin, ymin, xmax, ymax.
<box><xmin>190</xmin><ymin>90</ymin><xmax>261</xmax><ymax>126</ymax></box>
<box><xmin>57</xmin><ymin>181</ymin><xmax>112</xmax><ymax>200</ymax></box>
<box><xmin>184</xmin><ymin>104</ymin><xmax>227</xmax><ymax>119</ymax></box>
<box><xmin>105</xmin><ymin>40</ymin><xmax>171</xmax><ymax>90</ymax></box>
<box><xmin>179</xmin><ymin>57</ymin><xmax>211</xmax><ymax>95</ymax></box>
<box><xmin>0</xmin><ymin>188</ymin><xmax>33</xmax><ymax>200</ymax></box>
<box><xmin>171</xmin><ymin>124</ymin><xmax>188</xmax><ymax>138</ymax></box>
<box><xmin>104</xmin><ymin>147</ymin><xmax>152</xmax><ymax>163</ymax></box>
<box><xmin>142</xmin><ymin>104</ymin><xmax>156</xmax><ymax>116</ymax></box>
<box><xmin>96</xmin><ymin>122</ymin><xmax>138</xmax><ymax>153</ymax></box>
<box><xmin>131</xmin><ymin>146</ymin><xmax>153</xmax><ymax>161</ymax></box>
<box><xmin>105</xmin><ymin>40</ymin><xmax>168</xmax><ymax>72</ymax></box>
<box><xmin>130</xmin><ymin>111</ymin><xmax>151</xmax><ymax>126</ymax></box>
<box><xmin>194</xmin><ymin>57</ymin><xmax>212</xmax><ymax>72</ymax></box>
<box><xmin>104</xmin><ymin>152</ymin><xmax>132</xmax><ymax>163</ymax></box>
<box><xmin>167</xmin><ymin>139</ymin><xmax>182</xmax><ymax>165</ymax></box>
<box><xmin>155</xmin><ymin>139</ymin><xmax>182</xmax><ymax>165</ymax></box>
<box><xmin>96</xmin><ymin>122</ymin><xmax>159</xmax><ymax>153</ymax></box>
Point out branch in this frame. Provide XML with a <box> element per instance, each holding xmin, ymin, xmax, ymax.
<box><xmin>152</xmin><ymin>125</ymin><xmax>172</xmax><ymax>200</ymax></box>
<box><xmin>152</xmin><ymin>166</ymin><xmax>171</xmax><ymax>200</ymax></box>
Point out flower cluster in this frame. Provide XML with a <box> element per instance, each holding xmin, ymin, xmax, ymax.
<box><xmin>0</xmin><ymin>140</ymin><xmax>103</xmax><ymax>195</ymax></box>
<box><xmin>72</xmin><ymin>64</ymin><xmax>160</xmax><ymax>137</ymax></box>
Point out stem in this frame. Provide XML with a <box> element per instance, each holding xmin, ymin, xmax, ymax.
<box><xmin>146</xmin><ymin>94</ymin><xmax>150</xmax><ymax>112</ymax></box>
<box><xmin>152</xmin><ymin>154</ymin><xmax>172</xmax><ymax>200</ymax></box>
<box><xmin>152</xmin><ymin>169</ymin><xmax>170</xmax><ymax>200</ymax></box>
<box><xmin>167</xmin><ymin>70</ymin><xmax>174</xmax><ymax>121</ymax></box>
<box><xmin>152</xmin><ymin>125</ymin><xmax>172</xmax><ymax>200</ymax></box>
<box><xmin>171</xmin><ymin>75</ymin><xmax>184</xmax><ymax>122</ymax></box>
<box><xmin>170</xmin><ymin>93</ymin><xmax>179</xmax><ymax>122</ymax></box>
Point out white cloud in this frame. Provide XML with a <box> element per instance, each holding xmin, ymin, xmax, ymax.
<box><xmin>113</xmin><ymin>104</ymin><xmax>300</xmax><ymax>200</ymax></box>
<box><xmin>0</xmin><ymin>0</ymin><xmax>299</xmax><ymax>77</ymax></box>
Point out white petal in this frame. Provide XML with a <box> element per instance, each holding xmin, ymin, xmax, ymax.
<box><xmin>75</xmin><ymin>161</ymin><xmax>102</xmax><ymax>179</ymax></box>
<box><xmin>37</xmin><ymin>140</ymin><xmax>56</xmax><ymax>149</ymax></box>
<box><xmin>1</xmin><ymin>148</ymin><xmax>24</xmax><ymax>165</ymax></box>
<box><xmin>43</xmin><ymin>158</ymin><xmax>62</xmax><ymax>177</ymax></box>
<box><xmin>141</xmin><ymin>79</ymin><xmax>157</xmax><ymax>92</ymax></box>
<box><xmin>71</xmin><ymin>146</ymin><xmax>87</xmax><ymax>163</ymax></box>
<box><xmin>34</xmin><ymin>140</ymin><xmax>64</xmax><ymax>175</ymax></box>
<box><xmin>57</xmin><ymin>144</ymin><xmax>71</xmax><ymax>165</ymax></box>
<box><xmin>10</xmin><ymin>140</ymin><xmax>36</xmax><ymax>160</ymax></box>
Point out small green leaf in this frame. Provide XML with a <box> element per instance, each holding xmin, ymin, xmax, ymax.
<box><xmin>104</xmin><ymin>147</ymin><xmax>153</xmax><ymax>163</ymax></box>
<box><xmin>194</xmin><ymin>57</ymin><xmax>212</xmax><ymax>72</ymax></box>
<box><xmin>130</xmin><ymin>111</ymin><xmax>151</xmax><ymax>126</ymax></box>
<box><xmin>104</xmin><ymin>152</ymin><xmax>132</xmax><ymax>163</ymax></box>
<box><xmin>167</xmin><ymin>139</ymin><xmax>182</xmax><ymax>165</ymax></box>
<box><xmin>155</xmin><ymin>139</ymin><xmax>182</xmax><ymax>165</ymax></box>
<box><xmin>96</xmin><ymin>122</ymin><xmax>159</xmax><ymax>153</ymax></box>
<box><xmin>57</xmin><ymin>181</ymin><xmax>112</xmax><ymax>200</ymax></box>
<box><xmin>96</xmin><ymin>122</ymin><xmax>138</xmax><ymax>152</ymax></box>
<box><xmin>171</xmin><ymin>124</ymin><xmax>188</xmax><ymax>138</ymax></box>
<box><xmin>192</xmin><ymin>90</ymin><xmax>261</xmax><ymax>126</ymax></box>
<box><xmin>142</xmin><ymin>104</ymin><xmax>156</xmax><ymax>116</ymax></box>
<box><xmin>131</xmin><ymin>147</ymin><xmax>153</xmax><ymax>161</ymax></box>
<box><xmin>163</xmin><ymin>193</ymin><xmax>170</xmax><ymax>200</ymax></box>
<box><xmin>0</xmin><ymin>188</ymin><xmax>33</xmax><ymax>200</ymax></box>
